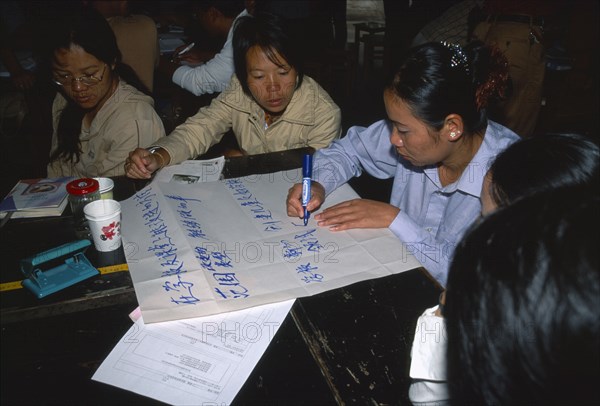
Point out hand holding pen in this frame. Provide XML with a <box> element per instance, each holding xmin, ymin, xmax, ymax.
<box><xmin>177</xmin><ymin>42</ymin><xmax>195</xmax><ymax>56</ymax></box>
<box><xmin>170</xmin><ymin>42</ymin><xmax>195</xmax><ymax>63</ymax></box>
<box><xmin>286</xmin><ymin>161</ymin><xmax>325</xmax><ymax>223</ymax></box>
<box><xmin>301</xmin><ymin>154</ymin><xmax>312</xmax><ymax>225</ymax></box>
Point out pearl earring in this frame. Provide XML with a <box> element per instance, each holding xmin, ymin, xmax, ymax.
<box><xmin>450</xmin><ymin>131</ymin><xmax>457</xmax><ymax>138</ymax></box>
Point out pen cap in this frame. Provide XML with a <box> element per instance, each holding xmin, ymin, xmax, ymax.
<box><xmin>302</xmin><ymin>154</ymin><xmax>312</xmax><ymax>178</ymax></box>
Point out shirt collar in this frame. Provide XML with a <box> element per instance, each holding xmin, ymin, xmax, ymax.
<box><xmin>456</xmin><ymin>122</ymin><xmax>507</xmax><ymax>197</ymax></box>
<box><xmin>422</xmin><ymin>122</ymin><xmax>504</xmax><ymax>197</ymax></box>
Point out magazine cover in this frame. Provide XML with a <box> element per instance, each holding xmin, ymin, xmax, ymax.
<box><xmin>0</xmin><ymin>177</ymin><xmax>74</xmax><ymax>212</ymax></box>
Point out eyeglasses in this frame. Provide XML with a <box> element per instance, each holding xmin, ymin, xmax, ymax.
<box><xmin>52</xmin><ymin>64</ymin><xmax>106</xmax><ymax>87</ymax></box>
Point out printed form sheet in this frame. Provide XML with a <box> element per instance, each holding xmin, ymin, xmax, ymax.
<box><xmin>93</xmin><ymin>299</ymin><xmax>294</xmax><ymax>405</ymax></box>
<box><xmin>121</xmin><ymin>169</ymin><xmax>422</xmax><ymax>323</ymax></box>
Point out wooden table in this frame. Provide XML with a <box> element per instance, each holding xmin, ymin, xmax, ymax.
<box><xmin>291</xmin><ymin>270</ymin><xmax>440</xmax><ymax>404</ymax></box>
<box><xmin>0</xmin><ymin>179</ymin><xmax>139</xmax><ymax>323</ymax></box>
<box><xmin>1</xmin><ymin>148</ymin><xmax>440</xmax><ymax>404</ymax></box>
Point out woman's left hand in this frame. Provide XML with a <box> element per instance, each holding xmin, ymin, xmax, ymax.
<box><xmin>314</xmin><ymin>199</ymin><xmax>400</xmax><ymax>231</ymax></box>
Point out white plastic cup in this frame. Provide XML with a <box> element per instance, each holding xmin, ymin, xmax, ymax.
<box><xmin>94</xmin><ymin>177</ymin><xmax>114</xmax><ymax>200</ymax></box>
<box><xmin>84</xmin><ymin>199</ymin><xmax>122</xmax><ymax>252</ymax></box>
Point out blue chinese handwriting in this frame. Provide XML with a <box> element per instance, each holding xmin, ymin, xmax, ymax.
<box><xmin>281</xmin><ymin>239</ymin><xmax>302</xmax><ymax>259</ymax></box>
<box><xmin>296</xmin><ymin>262</ymin><xmax>324</xmax><ymax>284</ymax></box>
<box><xmin>134</xmin><ymin>188</ymin><xmax>187</xmax><ymax>277</ymax></box>
<box><xmin>294</xmin><ymin>228</ymin><xmax>323</xmax><ymax>252</ymax></box>
<box><xmin>224</xmin><ymin>179</ymin><xmax>283</xmax><ymax>232</ymax></box>
<box><xmin>162</xmin><ymin>274</ymin><xmax>201</xmax><ymax>305</ymax></box>
<box><xmin>164</xmin><ymin>194</ymin><xmax>208</xmax><ymax>240</ymax></box>
<box><xmin>195</xmin><ymin>245</ymin><xmax>250</xmax><ymax>299</ymax></box>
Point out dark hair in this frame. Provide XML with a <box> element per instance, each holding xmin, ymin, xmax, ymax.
<box><xmin>445</xmin><ymin>189</ymin><xmax>600</xmax><ymax>405</ymax></box>
<box><xmin>489</xmin><ymin>132</ymin><xmax>599</xmax><ymax>206</ymax></box>
<box><xmin>193</xmin><ymin>0</ymin><xmax>245</xmax><ymax>18</ymax></box>
<box><xmin>48</xmin><ymin>8</ymin><xmax>149</xmax><ymax>165</ymax></box>
<box><xmin>232</xmin><ymin>12</ymin><xmax>304</xmax><ymax>96</ymax></box>
<box><xmin>387</xmin><ymin>41</ymin><xmax>509</xmax><ymax>136</ymax></box>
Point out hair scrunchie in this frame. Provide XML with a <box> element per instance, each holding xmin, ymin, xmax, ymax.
<box><xmin>475</xmin><ymin>45</ymin><xmax>509</xmax><ymax>110</ymax></box>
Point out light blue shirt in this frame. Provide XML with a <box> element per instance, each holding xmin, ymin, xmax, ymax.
<box><xmin>313</xmin><ymin>119</ymin><xmax>519</xmax><ymax>286</ymax></box>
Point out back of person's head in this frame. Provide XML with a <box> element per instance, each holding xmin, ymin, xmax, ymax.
<box><xmin>488</xmin><ymin>132</ymin><xmax>599</xmax><ymax>206</ymax></box>
<box><xmin>387</xmin><ymin>41</ymin><xmax>509</xmax><ymax>136</ymax></box>
<box><xmin>445</xmin><ymin>189</ymin><xmax>600</xmax><ymax>405</ymax></box>
<box><xmin>87</xmin><ymin>0</ymin><xmax>130</xmax><ymax>18</ymax></box>
<box><xmin>194</xmin><ymin>0</ymin><xmax>245</xmax><ymax>18</ymax></box>
<box><xmin>232</xmin><ymin>11</ymin><xmax>304</xmax><ymax>95</ymax></box>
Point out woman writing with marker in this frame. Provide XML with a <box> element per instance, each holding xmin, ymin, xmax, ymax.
<box><xmin>287</xmin><ymin>41</ymin><xmax>519</xmax><ymax>287</ymax></box>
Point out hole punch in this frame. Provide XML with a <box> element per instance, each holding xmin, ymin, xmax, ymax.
<box><xmin>20</xmin><ymin>239</ymin><xmax>99</xmax><ymax>298</ymax></box>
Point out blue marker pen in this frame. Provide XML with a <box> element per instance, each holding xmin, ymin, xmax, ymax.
<box><xmin>302</xmin><ymin>154</ymin><xmax>312</xmax><ymax>226</ymax></box>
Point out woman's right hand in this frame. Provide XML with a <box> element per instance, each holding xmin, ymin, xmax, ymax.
<box><xmin>125</xmin><ymin>148</ymin><xmax>162</xmax><ymax>179</ymax></box>
<box><xmin>172</xmin><ymin>45</ymin><xmax>215</xmax><ymax>65</ymax></box>
<box><xmin>286</xmin><ymin>181</ymin><xmax>326</xmax><ymax>219</ymax></box>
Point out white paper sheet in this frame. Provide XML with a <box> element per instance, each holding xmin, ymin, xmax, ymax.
<box><xmin>121</xmin><ymin>169</ymin><xmax>422</xmax><ymax>323</ymax></box>
<box><xmin>93</xmin><ymin>299</ymin><xmax>294</xmax><ymax>405</ymax></box>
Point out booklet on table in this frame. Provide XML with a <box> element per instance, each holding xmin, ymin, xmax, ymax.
<box><xmin>0</xmin><ymin>177</ymin><xmax>74</xmax><ymax>219</ymax></box>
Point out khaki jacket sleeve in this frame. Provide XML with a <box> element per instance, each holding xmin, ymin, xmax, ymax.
<box><xmin>307</xmin><ymin>92</ymin><xmax>342</xmax><ymax>150</ymax></box>
<box><xmin>96</xmin><ymin>111</ymin><xmax>166</xmax><ymax>177</ymax></box>
<box><xmin>154</xmin><ymin>82</ymin><xmax>236</xmax><ymax>164</ymax></box>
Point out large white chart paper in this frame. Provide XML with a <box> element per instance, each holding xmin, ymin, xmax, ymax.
<box><xmin>122</xmin><ymin>169</ymin><xmax>422</xmax><ymax>323</ymax></box>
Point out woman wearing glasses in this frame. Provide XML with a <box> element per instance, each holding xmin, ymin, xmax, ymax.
<box><xmin>46</xmin><ymin>9</ymin><xmax>165</xmax><ymax>178</ymax></box>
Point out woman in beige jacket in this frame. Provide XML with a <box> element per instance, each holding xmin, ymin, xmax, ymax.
<box><xmin>125</xmin><ymin>12</ymin><xmax>341</xmax><ymax>179</ymax></box>
<box><xmin>47</xmin><ymin>9</ymin><xmax>165</xmax><ymax>178</ymax></box>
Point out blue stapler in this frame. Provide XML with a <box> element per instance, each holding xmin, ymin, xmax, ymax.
<box><xmin>20</xmin><ymin>239</ymin><xmax>99</xmax><ymax>298</ymax></box>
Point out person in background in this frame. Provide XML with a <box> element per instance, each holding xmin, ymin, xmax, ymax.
<box><xmin>160</xmin><ymin>0</ymin><xmax>250</xmax><ymax>96</ymax></box>
<box><xmin>254</xmin><ymin>0</ymin><xmax>345</xmax><ymax>52</ymax></box>
<box><xmin>408</xmin><ymin>132</ymin><xmax>599</xmax><ymax>405</ymax></box>
<box><xmin>411</xmin><ymin>0</ymin><xmax>483</xmax><ymax>48</ymax></box>
<box><xmin>86</xmin><ymin>0</ymin><xmax>159</xmax><ymax>93</ymax></box>
<box><xmin>46</xmin><ymin>8</ymin><xmax>165</xmax><ymax>178</ymax></box>
<box><xmin>287</xmin><ymin>41</ymin><xmax>518</xmax><ymax>287</ymax></box>
<box><xmin>471</xmin><ymin>0</ymin><xmax>567</xmax><ymax>137</ymax></box>
<box><xmin>383</xmin><ymin>0</ymin><xmax>459</xmax><ymax>75</ymax></box>
<box><xmin>125</xmin><ymin>12</ymin><xmax>341</xmax><ymax>179</ymax></box>
<box><xmin>445</xmin><ymin>188</ymin><xmax>599</xmax><ymax>404</ymax></box>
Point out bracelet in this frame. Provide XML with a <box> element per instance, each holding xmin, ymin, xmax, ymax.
<box><xmin>148</xmin><ymin>147</ymin><xmax>165</xmax><ymax>169</ymax></box>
